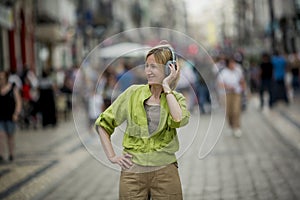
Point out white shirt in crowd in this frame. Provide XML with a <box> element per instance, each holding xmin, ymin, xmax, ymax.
<box><xmin>88</xmin><ymin>93</ymin><xmax>104</xmax><ymax>120</ymax></box>
<box><xmin>218</xmin><ymin>64</ymin><xmax>244</xmax><ymax>94</ymax></box>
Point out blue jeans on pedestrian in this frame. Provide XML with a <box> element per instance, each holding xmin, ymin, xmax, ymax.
<box><xmin>196</xmin><ymin>83</ymin><xmax>209</xmax><ymax>113</ymax></box>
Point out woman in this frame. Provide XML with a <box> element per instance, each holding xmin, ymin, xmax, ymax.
<box><xmin>39</xmin><ymin>69</ymin><xmax>57</xmax><ymax>128</ymax></box>
<box><xmin>95</xmin><ymin>44</ymin><xmax>190</xmax><ymax>199</ymax></box>
<box><xmin>218</xmin><ymin>57</ymin><xmax>246</xmax><ymax>137</ymax></box>
<box><xmin>0</xmin><ymin>70</ymin><xmax>22</xmax><ymax>162</ymax></box>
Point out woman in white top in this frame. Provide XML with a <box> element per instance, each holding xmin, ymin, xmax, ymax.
<box><xmin>218</xmin><ymin>57</ymin><xmax>246</xmax><ymax>137</ymax></box>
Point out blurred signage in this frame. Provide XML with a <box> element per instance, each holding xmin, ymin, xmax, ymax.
<box><xmin>188</xmin><ymin>44</ymin><xmax>199</xmax><ymax>55</ymax></box>
<box><xmin>0</xmin><ymin>5</ymin><xmax>14</xmax><ymax>29</ymax></box>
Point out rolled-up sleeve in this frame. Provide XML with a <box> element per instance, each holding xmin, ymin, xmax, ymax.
<box><xmin>95</xmin><ymin>86</ymin><xmax>136</xmax><ymax>136</ymax></box>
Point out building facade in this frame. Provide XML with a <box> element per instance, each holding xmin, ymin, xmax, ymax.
<box><xmin>0</xmin><ymin>0</ymin><xmax>35</xmax><ymax>73</ymax></box>
<box><xmin>35</xmin><ymin>0</ymin><xmax>76</xmax><ymax>74</ymax></box>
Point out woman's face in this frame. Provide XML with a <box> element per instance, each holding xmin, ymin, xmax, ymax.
<box><xmin>145</xmin><ymin>54</ymin><xmax>165</xmax><ymax>86</ymax></box>
<box><xmin>228</xmin><ymin>59</ymin><xmax>236</xmax><ymax>70</ymax></box>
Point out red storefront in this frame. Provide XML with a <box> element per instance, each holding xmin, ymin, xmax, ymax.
<box><xmin>0</xmin><ymin>1</ymin><xmax>35</xmax><ymax>73</ymax></box>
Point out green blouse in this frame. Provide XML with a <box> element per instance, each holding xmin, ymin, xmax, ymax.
<box><xmin>95</xmin><ymin>84</ymin><xmax>190</xmax><ymax>166</ymax></box>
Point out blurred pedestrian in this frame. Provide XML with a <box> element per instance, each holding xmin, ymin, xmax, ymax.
<box><xmin>218</xmin><ymin>57</ymin><xmax>246</xmax><ymax>137</ymax></box>
<box><xmin>102</xmin><ymin>68</ymin><xmax>119</xmax><ymax>109</ymax></box>
<box><xmin>39</xmin><ymin>69</ymin><xmax>57</xmax><ymax>128</ymax></box>
<box><xmin>289</xmin><ymin>52</ymin><xmax>300</xmax><ymax>92</ymax></box>
<box><xmin>249</xmin><ymin>61</ymin><xmax>260</xmax><ymax>93</ymax></box>
<box><xmin>194</xmin><ymin>68</ymin><xmax>210</xmax><ymax>114</ymax></box>
<box><xmin>259</xmin><ymin>52</ymin><xmax>274</xmax><ymax>109</ymax></box>
<box><xmin>21</xmin><ymin>71</ymin><xmax>39</xmax><ymax>129</ymax></box>
<box><xmin>0</xmin><ymin>70</ymin><xmax>22</xmax><ymax>162</ymax></box>
<box><xmin>214</xmin><ymin>55</ymin><xmax>226</xmax><ymax>74</ymax></box>
<box><xmin>214</xmin><ymin>55</ymin><xmax>226</xmax><ymax>107</ymax></box>
<box><xmin>21</xmin><ymin>65</ymin><xmax>39</xmax><ymax>93</ymax></box>
<box><xmin>116</xmin><ymin>62</ymin><xmax>135</xmax><ymax>92</ymax></box>
<box><xmin>271</xmin><ymin>50</ymin><xmax>289</xmax><ymax>106</ymax></box>
<box><xmin>8</xmin><ymin>68</ymin><xmax>22</xmax><ymax>90</ymax></box>
<box><xmin>233</xmin><ymin>55</ymin><xmax>247</xmax><ymax>111</ymax></box>
<box><xmin>88</xmin><ymin>87</ymin><xmax>104</xmax><ymax>130</ymax></box>
<box><xmin>176</xmin><ymin>58</ymin><xmax>196</xmax><ymax>111</ymax></box>
<box><xmin>59</xmin><ymin>76</ymin><xmax>73</xmax><ymax>119</ymax></box>
<box><xmin>20</xmin><ymin>66</ymin><xmax>39</xmax><ymax>128</ymax></box>
<box><xmin>95</xmin><ymin>44</ymin><xmax>190</xmax><ymax>199</ymax></box>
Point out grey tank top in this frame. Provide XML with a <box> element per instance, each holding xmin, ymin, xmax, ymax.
<box><xmin>144</xmin><ymin>103</ymin><xmax>160</xmax><ymax>135</ymax></box>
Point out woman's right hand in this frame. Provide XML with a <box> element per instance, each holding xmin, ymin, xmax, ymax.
<box><xmin>162</xmin><ymin>63</ymin><xmax>179</xmax><ymax>90</ymax></box>
<box><xmin>109</xmin><ymin>153</ymin><xmax>133</xmax><ymax>169</ymax></box>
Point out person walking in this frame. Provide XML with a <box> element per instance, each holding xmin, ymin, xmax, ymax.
<box><xmin>39</xmin><ymin>69</ymin><xmax>57</xmax><ymax>128</ymax></box>
<box><xmin>88</xmin><ymin>87</ymin><xmax>104</xmax><ymax>130</ymax></box>
<box><xmin>194</xmin><ymin>68</ymin><xmax>210</xmax><ymax>114</ymax></box>
<box><xmin>8</xmin><ymin>68</ymin><xmax>22</xmax><ymax>90</ymax></box>
<box><xmin>0</xmin><ymin>70</ymin><xmax>22</xmax><ymax>162</ymax></box>
<box><xmin>259</xmin><ymin>52</ymin><xmax>274</xmax><ymax>109</ymax></box>
<box><xmin>289</xmin><ymin>52</ymin><xmax>300</xmax><ymax>92</ymax></box>
<box><xmin>271</xmin><ymin>50</ymin><xmax>289</xmax><ymax>105</ymax></box>
<box><xmin>95</xmin><ymin>44</ymin><xmax>190</xmax><ymax>199</ymax></box>
<box><xmin>218</xmin><ymin>57</ymin><xmax>246</xmax><ymax>137</ymax></box>
<box><xmin>116</xmin><ymin>62</ymin><xmax>135</xmax><ymax>92</ymax></box>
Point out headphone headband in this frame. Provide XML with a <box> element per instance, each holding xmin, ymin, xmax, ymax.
<box><xmin>167</xmin><ymin>46</ymin><xmax>176</xmax><ymax>63</ymax></box>
<box><xmin>156</xmin><ymin>45</ymin><xmax>177</xmax><ymax>76</ymax></box>
<box><xmin>155</xmin><ymin>45</ymin><xmax>176</xmax><ymax>63</ymax></box>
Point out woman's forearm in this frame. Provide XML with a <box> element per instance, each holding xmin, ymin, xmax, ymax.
<box><xmin>14</xmin><ymin>88</ymin><xmax>22</xmax><ymax>116</ymax></box>
<box><xmin>96</xmin><ymin>126</ymin><xmax>116</xmax><ymax>160</ymax></box>
<box><xmin>96</xmin><ymin>125</ymin><xmax>133</xmax><ymax>169</ymax></box>
<box><xmin>165</xmin><ymin>92</ymin><xmax>182</xmax><ymax>122</ymax></box>
<box><xmin>163</xmin><ymin>84</ymin><xmax>182</xmax><ymax>122</ymax></box>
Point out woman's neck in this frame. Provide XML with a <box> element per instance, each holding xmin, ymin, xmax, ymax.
<box><xmin>150</xmin><ymin>84</ymin><xmax>163</xmax><ymax>99</ymax></box>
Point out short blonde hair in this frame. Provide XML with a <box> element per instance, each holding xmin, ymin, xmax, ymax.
<box><xmin>146</xmin><ymin>45</ymin><xmax>173</xmax><ymax>65</ymax></box>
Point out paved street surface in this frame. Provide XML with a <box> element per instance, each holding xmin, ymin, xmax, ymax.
<box><xmin>1</xmin><ymin>95</ymin><xmax>300</xmax><ymax>200</ymax></box>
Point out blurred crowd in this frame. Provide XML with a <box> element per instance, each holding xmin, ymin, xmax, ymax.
<box><xmin>7</xmin><ymin>66</ymin><xmax>76</xmax><ymax>130</ymax></box>
<box><xmin>5</xmin><ymin>48</ymin><xmax>299</xmax><ymax>132</ymax></box>
<box><xmin>248</xmin><ymin>50</ymin><xmax>300</xmax><ymax>108</ymax></box>
<box><xmin>74</xmin><ymin>47</ymin><xmax>300</xmax><ymax>132</ymax></box>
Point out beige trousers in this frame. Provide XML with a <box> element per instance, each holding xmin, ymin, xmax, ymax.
<box><xmin>119</xmin><ymin>163</ymin><xmax>182</xmax><ymax>200</ymax></box>
<box><xmin>225</xmin><ymin>93</ymin><xmax>242</xmax><ymax>129</ymax></box>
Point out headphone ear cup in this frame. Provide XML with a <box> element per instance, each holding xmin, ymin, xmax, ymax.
<box><xmin>165</xmin><ymin>61</ymin><xmax>172</xmax><ymax>76</ymax></box>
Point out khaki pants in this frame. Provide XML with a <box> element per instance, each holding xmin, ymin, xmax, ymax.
<box><xmin>119</xmin><ymin>163</ymin><xmax>182</xmax><ymax>200</ymax></box>
<box><xmin>225</xmin><ymin>93</ymin><xmax>241</xmax><ymax>129</ymax></box>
